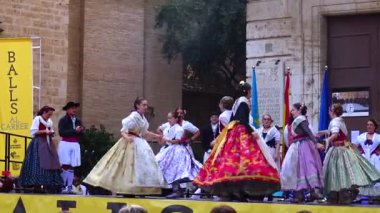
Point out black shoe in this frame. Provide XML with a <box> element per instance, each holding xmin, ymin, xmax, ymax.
<box><xmin>220</xmin><ymin>195</ymin><xmax>233</xmax><ymax>201</ymax></box>
<box><xmin>310</xmin><ymin>188</ymin><xmax>324</xmax><ymax>202</ymax></box>
<box><xmin>327</xmin><ymin>191</ymin><xmax>339</xmax><ymax>204</ymax></box>
<box><xmin>166</xmin><ymin>191</ymin><xmax>182</xmax><ymax>199</ymax></box>
<box><xmin>338</xmin><ymin>189</ymin><xmax>354</xmax><ymax>205</ymax></box>
<box><xmin>33</xmin><ymin>186</ymin><xmax>44</xmax><ymax>194</ymax></box>
<box><xmin>292</xmin><ymin>190</ymin><xmax>305</xmax><ymax>203</ymax></box>
<box><xmin>350</xmin><ymin>188</ymin><xmax>359</xmax><ymax>200</ymax></box>
<box><xmin>121</xmin><ymin>194</ymin><xmax>136</xmax><ymax>198</ymax></box>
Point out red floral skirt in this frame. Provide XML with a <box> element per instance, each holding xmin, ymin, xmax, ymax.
<box><xmin>194</xmin><ymin>124</ymin><xmax>280</xmax><ymax>196</ymax></box>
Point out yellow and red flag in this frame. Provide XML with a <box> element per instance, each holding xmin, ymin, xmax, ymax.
<box><xmin>281</xmin><ymin>67</ymin><xmax>291</xmax><ymax>161</ymax></box>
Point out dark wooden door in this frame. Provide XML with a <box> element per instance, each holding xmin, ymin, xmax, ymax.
<box><xmin>328</xmin><ymin>15</ymin><xmax>380</xmax><ymax>134</ymax></box>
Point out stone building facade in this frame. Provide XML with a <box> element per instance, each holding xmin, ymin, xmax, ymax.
<box><xmin>246</xmin><ymin>0</ymin><xmax>380</xmax><ymax>132</ymax></box>
<box><xmin>0</xmin><ymin>0</ymin><xmax>182</xmax><ymax>136</ymax></box>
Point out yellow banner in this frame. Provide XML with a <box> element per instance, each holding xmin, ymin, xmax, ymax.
<box><xmin>0</xmin><ymin>38</ymin><xmax>33</xmax><ymax>176</ymax></box>
<box><xmin>0</xmin><ymin>194</ymin><xmax>377</xmax><ymax>213</ymax></box>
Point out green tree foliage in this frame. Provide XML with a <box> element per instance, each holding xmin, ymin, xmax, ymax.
<box><xmin>155</xmin><ymin>0</ymin><xmax>247</xmax><ymax>93</ymax></box>
<box><xmin>79</xmin><ymin>125</ymin><xmax>116</xmax><ymax>177</ymax></box>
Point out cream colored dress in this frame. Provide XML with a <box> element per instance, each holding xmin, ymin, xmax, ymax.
<box><xmin>83</xmin><ymin>111</ymin><xmax>165</xmax><ymax>194</ymax></box>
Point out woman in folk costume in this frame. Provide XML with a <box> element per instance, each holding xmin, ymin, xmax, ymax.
<box><xmin>157</xmin><ymin>108</ymin><xmax>200</xmax><ymax>143</ymax></box>
<box><xmin>156</xmin><ymin>111</ymin><xmax>202</xmax><ymax>198</ymax></box>
<box><xmin>19</xmin><ymin>106</ymin><xmax>62</xmax><ymax>193</ymax></box>
<box><xmin>258</xmin><ymin>114</ymin><xmax>281</xmax><ymax>171</ymax></box>
<box><xmin>218</xmin><ymin>96</ymin><xmax>234</xmax><ymax>132</ymax></box>
<box><xmin>281</xmin><ymin>113</ymin><xmax>295</xmax><ymax>201</ymax></box>
<box><xmin>83</xmin><ymin>97</ymin><xmax>165</xmax><ymax>195</ymax></box>
<box><xmin>353</xmin><ymin>119</ymin><xmax>380</xmax><ymax>200</ymax></box>
<box><xmin>322</xmin><ymin>104</ymin><xmax>380</xmax><ymax>204</ymax></box>
<box><xmin>194</xmin><ymin>81</ymin><xmax>280</xmax><ymax>201</ymax></box>
<box><xmin>354</xmin><ymin>119</ymin><xmax>380</xmax><ymax>164</ymax></box>
<box><xmin>280</xmin><ymin>103</ymin><xmax>324</xmax><ymax>203</ymax></box>
<box><xmin>157</xmin><ymin>107</ymin><xmax>200</xmax><ymax>157</ymax></box>
<box><xmin>193</xmin><ymin>97</ymin><xmax>234</xmax><ymax>200</ymax></box>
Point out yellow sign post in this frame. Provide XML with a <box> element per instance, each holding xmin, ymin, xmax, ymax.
<box><xmin>0</xmin><ymin>38</ymin><xmax>33</xmax><ymax>176</ymax></box>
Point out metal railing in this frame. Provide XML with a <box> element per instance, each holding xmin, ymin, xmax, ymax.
<box><xmin>0</xmin><ymin>131</ymin><xmax>31</xmax><ymax>173</ymax></box>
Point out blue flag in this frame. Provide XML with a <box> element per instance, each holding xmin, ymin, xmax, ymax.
<box><xmin>251</xmin><ymin>67</ymin><xmax>260</xmax><ymax>128</ymax></box>
<box><xmin>318</xmin><ymin>66</ymin><xmax>330</xmax><ymax>131</ymax></box>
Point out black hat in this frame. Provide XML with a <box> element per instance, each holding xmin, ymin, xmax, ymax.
<box><xmin>62</xmin><ymin>101</ymin><xmax>80</xmax><ymax>111</ymax></box>
<box><xmin>211</xmin><ymin>110</ymin><xmax>220</xmax><ymax>116</ymax></box>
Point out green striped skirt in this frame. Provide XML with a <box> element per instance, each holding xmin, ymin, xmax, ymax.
<box><xmin>323</xmin><ymin>144</ymin><xmax>380</xmax><ymax>194</ymax></box>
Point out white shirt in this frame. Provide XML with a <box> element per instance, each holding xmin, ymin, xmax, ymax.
<box><xmin>159</xmin><ymin>120</ymin><xmax>199</xmax><ymax>134</ymax></box>
<box><xmin>211</xmin><ymin>123</ymin><xmax>218</xmax><ymax>132</ymax></box>
<box><xmin>354</xmin><ymin>132</ymin><xmax>380</xmax><ymax>160</ymax></box>
<box><xmin>120</xmin><ymin>111</ymin><xmax>149</xmax><ymax>136</ymax></box>
<box><xmin>30</xmin><ymin>116</ymin><xmax>54</xmax><ymax>144</ymax></box>
<box><xmin>219</xmin><ymin>110</ymin><xmax>232</xmax><ymax>128</ymax></box>
<box><xmin>163</xmin><ymin>123</ymin><xmax>184</xmax><ymax>144</ymax></box>
<box><xmin>258</xmin><ymin>126</ymin><xmax>281</xmax><ymax>143</ymax></box>
<box><xmin>71</xmin><ymin>116</ymin><xmax>76</xmax><ymax>129</ymax></box>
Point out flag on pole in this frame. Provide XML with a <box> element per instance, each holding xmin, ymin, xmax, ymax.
<box><xmin>318</xmin><ymin>66</ymin><xmax>330</xmax><ymax>131</ymax></box>
<box><xmin>281</xmin><ymin>67</ymin><xmax>291</xmax><ymax>160</ymax></box>
<box><xmin>251</xmin><ymin>67</ymin><xmax>260</xmax><ymax>128</ymax></box>
<box><xmin>283</xmin><ymin>68</ymin><xmax>290</xmax><ymax>130</ymax></box>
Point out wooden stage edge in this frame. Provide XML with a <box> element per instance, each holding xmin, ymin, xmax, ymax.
<box><xmin>0</xmin><ymin>193</ymin><xmax>379</xmax><ymax>213</ymax></box>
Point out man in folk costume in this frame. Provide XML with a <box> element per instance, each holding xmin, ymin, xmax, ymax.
<box><xmin>201</xmin><ymin>111</ymin><xmax>220</xmax><ymax>164</ymax></box>
<box><xmin>58</xmin><ymin>102</ymin><xmax>84</xmax><ymax>193</ymax></box>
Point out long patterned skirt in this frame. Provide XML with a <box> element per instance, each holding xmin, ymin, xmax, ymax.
<box><xmin>193</xmin><ymin>124</ymin><xmax>280</xmax><ymax>197</ymax></box>
<box><xmin>281</xmin><ymin>140</ymin><xmax>323</xmax><ymax>191</ymax></box>
<box><xmin>156</xmin><ymin>144</ymin><xmax>202</xmax><ymax>184</ymax></box>
<box><xmin>323</xmin><ymin>144</ymin><xmax>380</xmax><ymax>194</ymax></box>
<box><xmin>83</xmin><ymin>137</ymin><xmax>165</xmax><ymax>195</ymax></box>
<box><xmin>18</xmin><ymin>137</ymin><xmax>62</xmax><ymax>187</ymax></box>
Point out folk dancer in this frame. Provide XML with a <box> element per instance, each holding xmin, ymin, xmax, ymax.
<box><xmin>58</xmin><ymin>102</ymin><xmax>84</xmax><ymax>193</ymax></box>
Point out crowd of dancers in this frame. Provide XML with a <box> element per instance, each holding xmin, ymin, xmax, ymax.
<box><xmin>9</xmin><ymin>81</ymin><xmax>380</xmax><ymax>205</ymax></box>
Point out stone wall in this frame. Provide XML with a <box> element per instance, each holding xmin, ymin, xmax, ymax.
<box><xmin>0</xmin><ymin>0</ymin><xmax>183</xmax><ymax>136</ymax></box>
<box><xmin>81</xmin><ymin>0</ymin><xmax>182</xmax><ymax>136</ymax></box>
<box><xmin>67</xmin><ymin>0</ymin><xmax>83</xmax><ymax>103</ymax></box>
<box><xmin>0</xmin><ymin>0</ymin><xmax>70</xmax><ymax>124</ymax></box>
<box><xmin>81</xmin><ymin>0</ymin><xmax>146</xmax><ymax>136</ymax></box>
<box><xmin>246</xmin><ymin>0</ymin><xmax>380</xmax><ymax>130</ymax></box>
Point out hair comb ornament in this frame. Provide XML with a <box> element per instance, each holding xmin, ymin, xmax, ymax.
<box><xmin>239</xmin><ymin>81</ymin><xmax>245</xmax><ymax>86</ymax></box>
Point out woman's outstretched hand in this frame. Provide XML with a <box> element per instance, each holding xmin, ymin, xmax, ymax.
<box><xmin>252</xmin><ymin>131</ymin><xmax>259</xmax><ymax>139</ymax></box>
<box><xmin>316</xmin><ymin>143</ymin><xmax>325</xmax><ymax>151</ymax></box>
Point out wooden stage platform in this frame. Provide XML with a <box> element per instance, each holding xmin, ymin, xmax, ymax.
<box><xmin>1</xmin><ymin>193</ymin><xmax>379</xmax><ymax>213</ymax></box>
